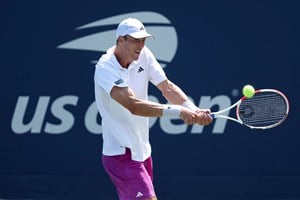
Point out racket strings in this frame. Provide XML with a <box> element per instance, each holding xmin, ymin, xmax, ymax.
<box><xmin>238</xmin><ymin>92</ymin><xmax>288</xmax><ymax>127</ymax></box>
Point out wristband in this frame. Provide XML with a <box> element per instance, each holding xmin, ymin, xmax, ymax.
<box><xmin>162</xmin><ymin>105</ymin><xmax>181</xmax><ymax>117</ymax></box>
<box><xmin>182</xmin><ymin>100</ymin><xmax>198</xmax><ymax>111</ymax></box>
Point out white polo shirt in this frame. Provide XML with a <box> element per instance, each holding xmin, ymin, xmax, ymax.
<box><xmin>94</xmin><ymin>45</ymin><xmax>167</xmax><ymax>161</ymax></box>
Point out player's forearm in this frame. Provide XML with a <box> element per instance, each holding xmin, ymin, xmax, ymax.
<box><xmin>158</xmin><ymin>80</ymin><xmax>200</xmax><ymax>111</ymax></box>
<box><xmin>128</xmin><ymin>99</ymin><xmax>164</xmax><ymax>117</ymax></box>
<box><xmin>161</xmin><ymin>81</ymin><xmax>189</xmax><ymax>105</ymax></box>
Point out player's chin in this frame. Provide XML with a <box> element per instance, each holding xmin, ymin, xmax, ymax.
<box><xmin>132</xmin><ymin>54</ymin><xmax>140</xmax><ymax>61</ymax></box>
<box><xmin>135</xmin><ymin>53</ymin><xmax>141</xmax><ymax>59</ymax></box>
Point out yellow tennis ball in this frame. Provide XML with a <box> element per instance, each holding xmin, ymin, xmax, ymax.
<box><xmin>242</xmin><ymin>84</ymin><xmax>255</xmax><ymax>98</ymax></box>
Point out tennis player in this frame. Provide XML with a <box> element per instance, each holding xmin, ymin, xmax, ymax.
<box><xmin>94</xmin><ymin>17</ymin><xmax>212</xmax><ymax>200</ymax></box>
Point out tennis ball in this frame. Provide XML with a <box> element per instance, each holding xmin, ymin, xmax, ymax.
<box><xmin>242</xmin><ymin>84</ymin><xmax>255</xmax><ymax>98</ymax></box>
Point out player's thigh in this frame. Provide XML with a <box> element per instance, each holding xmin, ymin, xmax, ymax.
<box><xmin>102</xmin><ymin>150</ymin><xmax>156</xmax><ymax>199</ymax></box>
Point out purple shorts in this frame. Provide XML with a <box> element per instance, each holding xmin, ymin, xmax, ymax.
<box><xmin>102</xmin><ymin>148</ymin><xmax>156</xmax><ymax>200</ymax></box>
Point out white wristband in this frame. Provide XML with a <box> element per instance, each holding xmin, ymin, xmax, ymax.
<box><xmin>162</xmin><ymin>105</ymin><xmax>181</xmax><ymax>117</ymax></box>
<box><xmin>182</xmin><ymin>100</ymin><xmax>198</xmax><ymax>111</ymax></box>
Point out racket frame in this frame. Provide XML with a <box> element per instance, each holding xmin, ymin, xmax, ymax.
<box><xmin>211</xmin><ymin>89</ymin><xmax>289</xmax><ymax>129</ymax></box>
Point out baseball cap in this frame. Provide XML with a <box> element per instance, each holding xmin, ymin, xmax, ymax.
<box><xmin>116</xmin><ymin>18</ymin><xmax>154</xmax><ymax>39</ymax></box>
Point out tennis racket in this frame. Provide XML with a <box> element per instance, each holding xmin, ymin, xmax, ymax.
<box><xmin>211</xmin><ymin>89</ymin><xmax>289</xmax><ymax>129</ymax></box>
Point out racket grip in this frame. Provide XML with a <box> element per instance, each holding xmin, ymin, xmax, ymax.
<box><xmin>210</xmin><ymin>114</ymin><xmax>215</xmax><ymax>119</ymax></box>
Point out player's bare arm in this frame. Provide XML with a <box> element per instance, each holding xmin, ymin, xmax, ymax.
<box><xmin>110</xmin><ymin>85</ymin><xmax>198</xmax><ymax>124</ymax></box>
<box><xmin>156</xmin><ymin>79</ymin><xmax>188</xmax><ymax>105</ymax></box>
<box><xmin>157</xmin><ymin>79</ymin><xmax>212</xmax><ymax>125</ymax></box>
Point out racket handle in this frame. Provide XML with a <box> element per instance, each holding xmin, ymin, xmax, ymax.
<box><xmin>210</xmin><ymin>114</ymin><xmax>215</xmax><ymax>119</ymax></box>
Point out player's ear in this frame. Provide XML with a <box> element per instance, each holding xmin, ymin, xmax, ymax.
<box><xmin>117</xmin><ymin>36</ymin><xmax>127</xmax><ymax>44</ymax></box>
<box><xmin>116</xmin><ymin>37</ymin><xmax>121</xmax><ymax>44</ymax></box>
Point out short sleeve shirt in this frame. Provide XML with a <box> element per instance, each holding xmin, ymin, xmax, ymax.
<box><xmin>94</xmin><ymin>45</ymin><xmax>166</xmax><ymax>161</ymax></box>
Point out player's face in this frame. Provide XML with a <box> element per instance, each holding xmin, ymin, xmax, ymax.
<box><xmin>124</xmin><ymin>35</ymin><xmax>146</xmax><ymax>60</ymax></box>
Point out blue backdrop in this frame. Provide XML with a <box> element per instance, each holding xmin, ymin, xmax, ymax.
<box><xmin>1</xmin><ymin>1</ymin><xmax>299</xmax><ymax>199</ymax></box>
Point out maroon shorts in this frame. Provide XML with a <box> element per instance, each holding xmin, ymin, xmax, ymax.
<box><xmin>102</xmin><ymin>148</ymin><xmax>156</xmax><ymax>200</ymax></box>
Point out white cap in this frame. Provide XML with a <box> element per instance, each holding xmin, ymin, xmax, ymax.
<box><xmin>116</xmin><ymin>18</ymin><xmax>154</xmax><ymax>39</ymax></box>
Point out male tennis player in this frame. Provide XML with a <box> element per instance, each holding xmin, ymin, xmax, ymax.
<box><xmin>94</xmin><ymin>18</ymin><xmax>212</xmax><ymax>200</ymax></box>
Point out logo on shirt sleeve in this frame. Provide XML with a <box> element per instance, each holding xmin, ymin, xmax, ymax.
<box><xmin>114</xmin><ymin>79</ymin><xmax>124</xmax><ymax>85</ymax></box>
